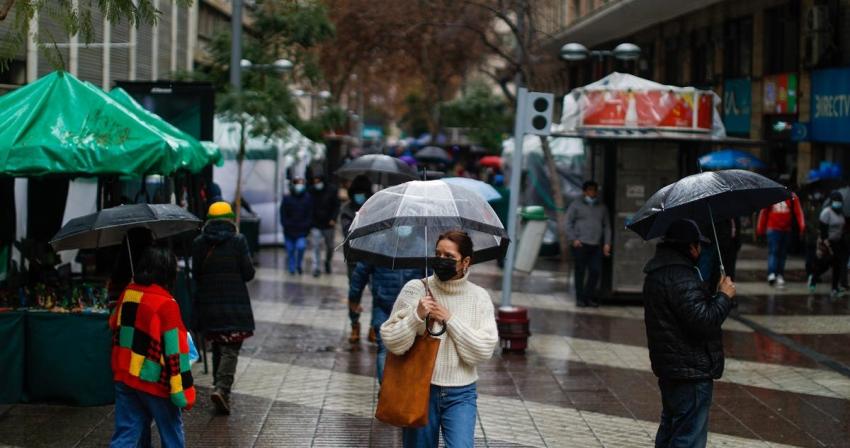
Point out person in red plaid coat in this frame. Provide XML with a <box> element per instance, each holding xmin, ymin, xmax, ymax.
<box><xmin>109</xmin><ymin>247</ymin><xmax>195</xmax><ymax>448</ymax></box>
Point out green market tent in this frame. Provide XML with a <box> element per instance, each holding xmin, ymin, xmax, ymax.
<box><xmin>107</xmin><ymin>87</ymin><xmax>221</xmax><ymax>173</ymax></box>
<box><xmin>0</xmin><ymin>71</ymin><xmax>206</xmax><ymax>177</ymax></box>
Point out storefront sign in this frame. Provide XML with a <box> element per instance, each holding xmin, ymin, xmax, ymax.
<box><xmin>723</xmin><ymin>78</ymin><xmax>751</xmax><ymax>135</ymax></box>
<box><xmin>581</xmin><ymin>90</ymin><xmax>713</xmax><ymax>132</ymax></box>
<box><xmin>811</xmin><ymin>68</ymin><xmax>850</xmax><ymax>143</ymax></box>
<box><xmin>763</xmin><ymin>73</ymin><xmax>798</xmax><ymax>114</ymax></box>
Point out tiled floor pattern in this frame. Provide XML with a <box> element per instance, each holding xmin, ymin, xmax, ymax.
<box><xmin>1</xmin><ymin>252</ymin><xmax>849</xmax><ymax>447</ymax></box>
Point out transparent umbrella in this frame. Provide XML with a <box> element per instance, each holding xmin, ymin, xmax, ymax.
<box><xmin>343</xmin><ymin>180</ymin><xmax>509</xmax><ymax>269</ymax></box>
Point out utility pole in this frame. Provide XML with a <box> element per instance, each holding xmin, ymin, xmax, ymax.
<box><xmin>500</xmin><ymin>5</ymin><xmax>525</xmax><ymax>309</ymax></box>
<box><xmin>230</xmin><ymin>0</ymin><xmax>242</xmax><ymax>91</ymax></box>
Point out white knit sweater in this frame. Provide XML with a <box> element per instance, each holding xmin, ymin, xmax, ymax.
<box><xmin>380</xmin><ymin>274</ymin><xmax>499</xmax><ymax>387</ymax></box>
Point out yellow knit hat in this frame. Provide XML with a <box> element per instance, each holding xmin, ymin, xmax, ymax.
<box><xmin>207</xmin><ymin>201</ymin><xmax>235</xmax><ymax>220</ymax></box>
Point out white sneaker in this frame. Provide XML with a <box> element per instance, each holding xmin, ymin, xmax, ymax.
<box><xmin>767</xmin><ymin>273</ymin><xmax>776</xmax><ymax>285</ymax></box>
<box><xmin>776</xmin><ymin>275</ymin><xmax>786</xmax><ymax>288</ymax></box>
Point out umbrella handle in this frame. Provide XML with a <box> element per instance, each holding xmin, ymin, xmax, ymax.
<box><xmin>700</xmin><ymin>161</ymin><xmax>726</xmax><ymax>279</ymax></box>
<box><xmin>706</xmin><ymin>204</ymin><xmax>726</xmax><ymax>279</ymax></box>
<box><xmin>426</xmin><ymin>316</ymin><xmax>447</xmax><ymax>336</ymax></box>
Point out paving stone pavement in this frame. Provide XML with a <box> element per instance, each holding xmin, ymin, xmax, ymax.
<box><xmin>0</xmin><ymin>250</ymin><xmax>848</xmax><ymax>447</ymax></box>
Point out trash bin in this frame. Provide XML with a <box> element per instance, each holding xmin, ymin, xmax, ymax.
<box><xmin>239</xmin><ymin>211</ymin><xmax>261</xmax><ymax>256</ymax></box>
<box><xmin>496</xmin><ymin>306</ymin><xmax>530</xmax><ymax>353</ymax></box>
<box><xmin>513</xmin><ymin>206</ymin><xmax>548</xmax><ymax>272</ymax></box>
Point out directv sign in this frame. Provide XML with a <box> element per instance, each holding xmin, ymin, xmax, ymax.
<box><xmin>811</xmin><ymin>68</ymin><xmax>850</xmax><ymax>143</ymax></box>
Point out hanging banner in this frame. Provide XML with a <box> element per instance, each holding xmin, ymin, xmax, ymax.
<box><xmin>723</xmin><ymin>78</ymin><xmax>752</xmax><ymax>135</ymax></box>
<box><xmin>763</xmin><ymin>73</ymin><xmax>798</xmax><ymax>114</ymax></box>
<box><xmin>811</xmin><ymin>68</ymin><xmax>850</xmax><ymax>143</ymax></box>
<box><xmin>580</xmin><ymin>90</ymin><xmax>713</xmax><ymax>132</ymax></box>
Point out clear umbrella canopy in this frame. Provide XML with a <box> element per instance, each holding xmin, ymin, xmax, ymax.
<box><xmin>345</xmin><ymin>180</ymin><xmax>508</xmax><ymax>268</ymax></box>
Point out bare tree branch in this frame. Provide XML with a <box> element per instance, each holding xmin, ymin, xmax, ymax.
<box><xmin>0</xmin><ymin>0</ymin><xmax>17</xmax><ymax>21</ymax></box>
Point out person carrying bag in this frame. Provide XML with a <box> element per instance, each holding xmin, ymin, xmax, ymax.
<box><xmin>379</xmin><ymin>231</ymin><xmax>499</xmax><ymax>448</ymax></box>
<box><xmin>375</xmin><ymin>280</ymin><xmax>443</xmax><ymax>427</ymax></box>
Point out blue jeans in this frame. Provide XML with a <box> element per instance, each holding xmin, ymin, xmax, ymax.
<box><xmin>372</xmin><ymin>301</ymin><xmax>393</xmax><ymax>382</ymax></box>
<box><xmin>285</xmin><ymin>236</ymin><xmax>307</xmax><ymax>273</ymax></box>
<box><xmin>655</xmin><ymin>379</ymin><xmax>713</xmax><ymax>448</ymax></box>
<box><xmin>110</xmin><ymin>382</ymin><xmax>184</xmax><ymax>448</ymax></box>
<box><xmin>767</xmin><ymin>230</ymin><xmax>789</xmax><ymax>276</ymax></box>
<box><xmin>572</xmin><ymin>244</ymin><xmax>602</xmax><ymax>303</ymax></box>
<box><xmin>403</xmin><ymin>383</ymin><xmax>477</xmax><ymax>448</ymax></box>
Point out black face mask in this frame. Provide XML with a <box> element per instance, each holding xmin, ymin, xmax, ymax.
<box><xmin>431</xmin><ymin>257</ymin><xmax>459</xmax><ymax>281</ymax></box>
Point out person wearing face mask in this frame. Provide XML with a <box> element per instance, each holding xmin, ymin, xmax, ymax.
<box><xmin>280</xmin><ymin>176</ymin><xmax>314</xmax><ymax>275</ymax></box>
<box><xmin>347</xmin><ymin>225</ymin><xmax>425</xmax><ymax>379</ymax></box>
<box><xmin>642</xmin><ymin>219</ymin><xmax>736</xmax><ymax>448</ymax></box>
<box><xmin>804</xmin><ymin>190</ymin><xmax>828</xmax><ymax>292</ymax></box>
<box><xmin>340</xmin><ymin>175</ymin><xmax>374</xmax><ymax>342</ymax></box>
<box><xmin>565</xmin><ymin>180</ymin><xmax>612</xmax><ymax>307</ymax></box>
<box><xmin>309</xmin><ymin>173</ymin><xmax>340</xmax><ymax>277</ymax></box>
<box><xmin>820</xmin><ymin>192</ymin><xmax>847</xmax><ymax>297</ymax></box>
<box><xmin>381</xmin><ymin>230</ymin><xmax>498</xmax><ymax>448</ymax></box>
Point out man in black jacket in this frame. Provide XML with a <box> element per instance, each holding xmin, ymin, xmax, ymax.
<box><xmin>309</xmin><ymin>173</ymin><xmax>340</xmax><ymax>277</ymax></box>
<box><xmin>642</xmin><ymin>219</ymin><xmax>736</xmax><ymax>448</ymax></box>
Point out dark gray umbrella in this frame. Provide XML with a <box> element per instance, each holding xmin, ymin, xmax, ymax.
<box><xmin>50</xmin><ymin>203</ymin><xmax>202</xmax><ymax>252</ymax></box>
<box><xmin>626</xmin><ymin>170</ymin><xmax>789</xmax><ymax>274</ymax></box>
<box><xmin>414</xmin><ymin>146</ymin><xmax>452</xmax><ymax>164</ymax></box>
<box><xmin>627</xmin><ymin>170</ymin><xmax>789</xmax><ymax>240</ymax></box>
<box><xmin>335</xmin><ymin>154</ymin><xmax>418</xmax><ymax>186</ymax></box>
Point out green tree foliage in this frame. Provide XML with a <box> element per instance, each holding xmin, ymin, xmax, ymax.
<box><xmin>0</xmin><ymin>0</ymin><xmax>176</xmax><ymax>69</ymax></box>
<box><xmin>440</xmin><ymin>81</ymin><xmax>512</xmax><ymax>152</ymax></box>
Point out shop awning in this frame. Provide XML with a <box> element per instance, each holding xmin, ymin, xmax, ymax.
<box><xmin>108</xmin><ymin>87</ymin><xmax>222</xmax><ymax>173</ymax></box>
<box><xmin>549</xmin><ymin>0</ymin><xmax>724</xmax><ymax>48</ymax></box>
<box><xmin>0</xmin><ymin>71</ymin><xmax>196</xmax><ymax>177</ymax></box>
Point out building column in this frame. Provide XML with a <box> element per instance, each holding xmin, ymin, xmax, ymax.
<box><xmin>151</xmin><ymin>0</ymin><xmax>160</xmax><ymax>80</ymax></box>
<box><xmin>129</xmin><ymin>27</ymin><xmax>137</xmax><ymax>80</ymax></box>
<box><xmin>26</xmin><ymin>12</ymin><xmax>38</xmax><ymax>82</ymax></box>
<box><xmin>170</xmin><ymin>1</ymin><xmax>178</xmax><ymax>74</ymax></box>
<box><xmin>69</xmin><ymin>0</ymin><xmax>79</xmax><ymax>75</ymax></box>
<box><xmin>187</xmin><ymin>0</ymin><xmax>198</xmax><ymax>70</ymax></box>
<box><xmin>102</xmin><ymin>17</ymin><xmax>111</xmax><ymax>90</ymax></box>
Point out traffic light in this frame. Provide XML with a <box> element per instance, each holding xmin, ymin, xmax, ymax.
<box><xmin>523</xmin><ymin>91</ymin><xmax>554</xmax><ymax>136</ymax></box>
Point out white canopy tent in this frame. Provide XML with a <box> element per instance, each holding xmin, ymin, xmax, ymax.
<box><xmin>213</xmin><ymin>115</ymin><xmax>325</xmax><ymax>245</ymax></box>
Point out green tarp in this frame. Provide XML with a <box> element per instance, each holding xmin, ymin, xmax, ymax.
<box><xmin>0</xmin><ymin>71</ymin><xmax>212</xmax><ymax>176</ymax></box>
<box><xmin>24</xmin><ymin>312</ymin><xmax>113</xmax><ymax>406</ymax></box>
<box><xmin>108</xmin><ymin>87</ymin><xmax>221</xmax><ymax>173</ymax></box>
<box><xmin>0</xmin><ymin>312</ymin><xmax>25</xmax><ymax>403</ymax></box>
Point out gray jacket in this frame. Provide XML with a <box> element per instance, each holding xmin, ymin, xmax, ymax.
<box><xmin>565</xmin><ymin>198</ymin><xmax>611</xmax><ymax>246</ymax></box>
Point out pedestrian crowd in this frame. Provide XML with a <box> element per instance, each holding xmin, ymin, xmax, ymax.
<box><xmin>103</xmin><ymin>154</ymin><xmax>849</xmax><ymax>448</ymax></box>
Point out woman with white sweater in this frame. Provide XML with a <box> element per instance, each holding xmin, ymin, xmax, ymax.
<box><xmin>381</xmin><ymin>230</ymin><xmax>499</xmax><ymax>448</ymax></box>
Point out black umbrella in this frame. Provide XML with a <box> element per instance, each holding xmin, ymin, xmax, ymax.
<box><xmin>50</xmin><ymin>204</ymin><xmax>202</xmax><ymax>252</ymax></box>
<box><xmin>626</xmin><ymin>170</ymin><xmax>789</xmax><ymax>274</ymax></box>
<box><xmin>414</xmin><ymin>146</ymin><xmax>452</xmax><ymax>164</ymax></box>
<box><xmin>335</xmin><ymin>154</ymin><xmax>419</xmax><ymax>186</ymax></box>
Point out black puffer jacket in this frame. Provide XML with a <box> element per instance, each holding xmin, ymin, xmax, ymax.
<box><xmin>642</xmin><ymin>244</ymin><xmax>733</xmax><ymax>380</ymax></box>
<box><xmin>192</xmin><ymin>220</ymin><xmax>256</xmax><ymax>333</ymax></box>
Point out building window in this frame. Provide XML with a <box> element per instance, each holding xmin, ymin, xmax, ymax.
<box><xmin>724</xmin><ymin>17</ymin><xmax>752</xmax><ymax>78</ymax></box>
<box><xmin>764</xmin><ymin>3</ymin><xmax>800</xmax><ymax>75</ymax></box>
<box><xmin>691</xmin><ymin>28</ymin><xmax>714</xmax><ymax>87</ymax></box>
<box><xmin>573</xmin><ymin>0</ymin><xmax>581</xmax><ymax>20</ymax></box>
<box><xmin>803</xmin><ymin>0</ymin><xmax>849</xmax><ymax>68</ymax></box>
<box><xmin>0</xmin><ymin>60</ymin><xmax>26</xmax><ymax>85</ymax></box>
<box><xmin>663</xmin><ymin>38</ymin><xmax>680</xmax><ymax>85</ymax></box>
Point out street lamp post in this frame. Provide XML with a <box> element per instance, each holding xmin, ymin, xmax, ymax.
<box><xmin>560</xmin><ymin>42</ymin><xmax>641</xmax><ymax>81</ymax></box>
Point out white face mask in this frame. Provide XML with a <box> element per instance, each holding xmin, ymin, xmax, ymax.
<box><xmin>314</xmin><ymin>182</ymin><xmax>324</xmax><ymax>191</ymax></box>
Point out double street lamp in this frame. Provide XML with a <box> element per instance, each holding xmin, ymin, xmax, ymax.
<box><xmin>240</xmin><ymin>58</ymin><xmax>294</xmax><ymax>73</ymax></box>
<box><xmin>559</xmin><ymin>42</ymin><xmax>641</xmax><ymax>62</ymax></box>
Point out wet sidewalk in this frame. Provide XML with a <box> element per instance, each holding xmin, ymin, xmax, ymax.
<box><xmin>1</xmin><ymin>250</ymin><xmax>848</xmax><ymax>447</ymax></box>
